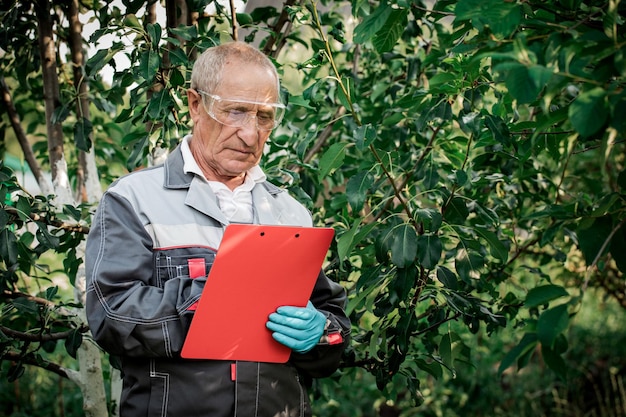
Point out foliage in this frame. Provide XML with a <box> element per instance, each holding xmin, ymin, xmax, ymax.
<box><xmin>0</xmin><ymin>0</ymin><xmax>625</xmax><ymax>415</ymax></box>
<box><xmin>268</xmin><ymin>0</ymin><xmax>626</xmax><ymax>401</ymax></box>
<box><xmin>0</xmin><ymin>162</ymin><xmax>89</xmax><ymax>379</ymax></box>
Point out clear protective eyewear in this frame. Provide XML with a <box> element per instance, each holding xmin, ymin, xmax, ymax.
<box><xmin>197</xmin><ymin>90</ymin><xmax>286</xmax><ymax>131</ymax></box>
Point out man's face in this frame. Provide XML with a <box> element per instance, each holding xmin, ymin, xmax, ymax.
<box><xmin>188</xmin><ymin>60</ymin><xmax>279</xmax><ymax>185</ymax></box>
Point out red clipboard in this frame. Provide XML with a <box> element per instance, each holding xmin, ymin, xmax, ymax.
<box><xmin>181</xmin><ymin>224</ymin><xmax>335</xmax><ymax>363</ymax></box>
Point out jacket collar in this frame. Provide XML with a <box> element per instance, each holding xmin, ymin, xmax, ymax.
<box><xmin>162</xmin><ymin>144</ymin><xmax>285</xmax><ymax>226</ymax></box>
<box><xmin>163</xmin><ymin>145</ymin><xmax>194</xmax><ymax>189</ymax></box>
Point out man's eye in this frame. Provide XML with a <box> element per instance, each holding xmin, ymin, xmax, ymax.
<box><xmin>257</xmin><ymin>112</ymin><xmax>273</xmax><ymax>121</ymax></box>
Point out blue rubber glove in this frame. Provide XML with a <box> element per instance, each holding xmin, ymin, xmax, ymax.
<box><xmin>266</xmin><ymin>301</ymin><xmax>326</xmax><ymax>354</ymax></box>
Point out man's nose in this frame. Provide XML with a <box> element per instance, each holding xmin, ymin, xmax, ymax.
<box><xmin>237</xmin><ymin>115</ymin><xmax>260</xmax><ymax>145</ymax></box>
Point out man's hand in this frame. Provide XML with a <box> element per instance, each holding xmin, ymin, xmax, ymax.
<box><xmin>266</xmin><ymin>301</ymin><xmax>326</xmax><ymax>354</ymax></box>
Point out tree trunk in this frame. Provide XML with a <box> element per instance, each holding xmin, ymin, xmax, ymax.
<box><xmin>68</xmin><ymin>0</ymin><xmax>102</xmax><ymax>204</ymax></box>
<box><xmin>39</xmin><ymin>1</ymin><xmax>108</xmax><ymax>416</ymax></box>
<box><xmin>36</xmin><ymin>0</ymin><xmax>72</xmax><ymax>204</ymax></box>
<box><xmin>67</xmin><ymin>1</ymin><xmax>110</xmax><ymax>415</ymax></box>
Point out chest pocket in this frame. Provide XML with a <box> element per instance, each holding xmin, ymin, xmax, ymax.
<box><xmin>153</xmin><ymin>247</ymin><xmax>216</xmax><ymax>287</ymax></box>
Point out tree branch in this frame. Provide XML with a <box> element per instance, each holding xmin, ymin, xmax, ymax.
<box><xmin>262</xmin><ymin>0</ymin><xmax>300</xmax><ymax>58</ymax></box>
<box><xmin>3</xmin><ymin>351</ymin><xmax>72</xmax><ymax>380</ymax></box>
<box><xmin>0</xmin><ymin>325</ymin><xmax>88</xmax><ymax>343</ymax></box>
<box><xmin>229</xmin><ymin>0</ymin><xmax>238</xmax><ymax>41</ymax></box>
<box><xmin>3</xmin><ymin>206</ymin><xmax>90</xmax><ymax>234</ymax></box>
<box><xmin>0</xmin><ymin>76</ymin><xmax>53</xmax><ymax>195</ymax></box>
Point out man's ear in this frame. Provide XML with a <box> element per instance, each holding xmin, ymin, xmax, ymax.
<box><xmin>187</xmin><ymin>89</ymin><xmax>202</xmax><ymax>120</ymax></box>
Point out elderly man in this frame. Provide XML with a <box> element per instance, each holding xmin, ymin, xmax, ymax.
<box><xmin>86</xmin><ymin>41</ymin><xmax>350</xmax><ymax>417</ymax></box>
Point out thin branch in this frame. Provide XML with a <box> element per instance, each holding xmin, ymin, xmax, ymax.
<box><xmin>262</xmin><ymin>0</ymin><xmax>300</xmax><ymax>58</ymax></box>
<box><xmin>555</xmin><ymin>134</ymin><xmax>577</xmax><ymax>204</ymax></box>
<box><xmin>303</xmin><ymin>107</ymin><xmax>346</xmax><ymax>164</ymax></box>
<box><xmin>309</xmin><ymin>0</ymin><xmax>417</xmax><ymax>227</ymax></box>
<box><xmin>310</xmin><ymin>1</ymin><xmax>360</xmax><ymax>125</ymax></box>
<box><xmin>3</xmin><ymin>351</ymin><xmax>72</xmax><ymax>380</ymax></box>
<box><xmin>414</xmin><ymin>312</ymin><xmax>463</xmax><ymax>337</ymax></box>
<box><xmin>4</xmin><ymin>206</ymin><xmax>90</xmax><ymax>234</ymax></box>
<box><xmin>2</xmin><ymin>290</ymin><xmax>80</xmax><ymax>317</ymax></box>
<box><xmin>0</xmin><ymin>325</ymin><xmax>88</xmax><ymax>343</ymax></box>
<box><xmin>229</xmin><ymin>0</ymin><xmax>238</xmax><ymax>41</ymax></box>
<box><xmin>0</xmin><ymin>76</ymin><xmax>53</xmax><ymax>195</ymax></box>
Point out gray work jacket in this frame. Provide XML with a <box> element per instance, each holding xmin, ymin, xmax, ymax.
<box><xmin>85</xmin><ymin>145</ymin><xmax>350</xmax><ymax>417</ymax></box>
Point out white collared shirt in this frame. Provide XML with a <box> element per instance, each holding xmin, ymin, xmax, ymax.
<box><xmin>180</xmin><ymin>135</ymin><xmax>266</xmax><ymax>223</ymax></box>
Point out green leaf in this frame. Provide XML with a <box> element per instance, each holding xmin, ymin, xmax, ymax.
<box><xmin>16</xmin><ymin>195</ymin><xmax>31</xmax><ymax>221</ymax></box>
<box><xmin>393</xmin><ymin>267</ymin><xmax>417</xmax><ymax>308</ymax></box>
<box><xmin>146</xmin><ymin>89</ymin><xmax>175</xmax><ymax>119</ymax></box>
<box><xmin>354</xmin><ymin>123</ymin><xmax>377</xmax><ymax>151</ymax></box>
<box><xmin>36</xmin><ymin>222</ymin><xmax>60</xmax><ymax>250</ymax></box>
<box><xmin>537</xmin><ymin>304</ymin><xmax>569</xmax><ymax>348</ymax></box>
<box><xmin>236</xmin><ymin>13</ymin><xmax>253</xmax><ymax>25</ymax></box>
<box><xmin>0</xmin><ymin>209</ymin><xmax>9</xmax><ymax>229</ymax></box>
<box><xmin>338</xmin><ymin>221</ymin><xmax>377</xmax><ymax>264</ymax></box>
<box><xmin>336</xmin><ymin>76</ymin><xmax>354</xmax><ymax>112</ymax></box>
<box><xmin>85</xmin><ymin>48</ymin><xmax>110</xmax><ymax>77</ymax></box>
<box><xmin>415</xmin><ymin>208</ymin><xmax>443</xmax><ymax>233</ymax></box>
<box><xmin>474</xmin><ymin>226</ymin><xmax>509</xmax><ymax>262</ymax></box>
<box><xmin>168</xmin><ymin>25</ymin><xmax>199</xmax><ymax>41</ymax></box>
<box><xmin>288</xmin><ymin>95</ymin><xmax>315</xmax><ymax>110</ymax></box>
<box><xmin>444</xmin><ymin>197</ymin><xmax>469</xmax><ymax>224</ymax></box>
<box><xmin>525</xmin><ymin>285</ymin><xmax>569</xmax><ymax>308</ymax></box>
<box><xmin>372</xmin><ymin>9</ymin><xmax>408</xmax><ymax>53</ymax></box>
<box><xmin>139</xmin><ymin>49</ymin><xmax>160</xmax><ymax>82</ymax></box>
<box><xmin>122</xmin><ymin>14</ymin><xmax>142</xmax><ymax>29</ymax></box>
<box><xmin>45</xmin><ymin>286</ymin><xmax>59</xmax><ymax>300</ymax></box>
<box><xmin>417</xmin><ymin>159</ymin><xmax>439</xmax><ymax>189</ymax></box>
<box><xmin>74</xmin><ymin>118</ymin><xmax>93</xmax><ymax>152</ymax></box>
<box><xmin>346</xmin><ymin>171</ymin><xmax>374</xmax><ymax>212</ymax></box>
<box><xmin>609</xmin><ymin>223</ymin><xmax>626</xmax><ymax>273</ymax></box>
<box><xmin>415</xmin><ymin>358</ymin><xmax>443</xmax><ymax>379</ymax></box>
<box><xmin>0</xmin><ymin>228</ymin><xmax>18</xmax><ymax>266</ymax></box>
<box><xmin>436</xmin><ymin>266</ymin><xmax>458</xmax><ymax>290</ymax></box>
<box><xmin>541</xmin><ymin>343</ymin><xmax>568</xmax><ymax>380</ymax></box>
<box><xmin>353</xmin><ymin>4</ymin><xmax>392</xmax><ymax>43</ymax></box>
<box><xmin>51</xmin><ymin>104</ymin><xmax>71</xmax><ymax>124</ymax></box>
<box><xmin>12</xmin><ymin>297</ymin><xmax>38</xmax><ymax>314</ymax></box>
<box><xmin>454</xmin><ymin>170</ymin><xmax>468</xmax><ymax>187</ymax></box>
<box><xmin>168</xmin><ymin>47</ymin><xmax>188</xmax><ymax>67</ymax></box>
<box><xmin>337</xmin><ymin>219</ymin><xmax>361</xmax><ymax>262</ymax></box>
<box><xmin>416</xmin><ymin>234</ymin><xmax>442</xmax><ymax>270</ymax></box>
<box><xmin>484</xmin><ymin>114</ymin><xmax>511</xmax><ymax>145</ymax></box>
<box><xmin>455</xmin><ymin>0</ymin><xmax>522</xmax><ymax>37</ymax></box>
<box><xmin>62</xmin><ymin>204</ymin><xmax>82</xmax><ymax>222</ymax></box>
<box><xmin>440</xmin><ymin>332</ymin><xmax>453</xmax><ymax>369</ymax></box>
<box><xmin>498</xmin><ymin>332</ymin><xmax>538</xmax><ymax>374</ymax></box>
<box><xmin>504</xmin><ymin>64</ymin><xmax>553</xmax><ymax>104</ymax></box>
<box><xmin>146</xmin><ymin>23</ymin><xmax>161</xmax><ymax>49</ymax></box>
<box><xmin>318</xmin><ymin>142</ymin><xmax>347</xmax><ymax>182</ymax></box>
<box><xmin>568</xmin><ymin>87</ymin><xmax>609</xmax><ymax>137</ymax></box>
<box><xmin>391</xmin><ymin>223</ymin><xmax>418</xmax><ymax>268</ymax></box>
<box><xmin>455</xmin><ymin>247</ymin><xmax>484</xmax><ymax>283</ymax></box>
<box><xmin>64</xmin><ymin>329</ymin><xmax>83</xmax><ymax>359</ymax></box>
<box><xmin>63</xmin><ymin>248</ymin><xmax>82</xmax><ymax>286</ymax></box>
<box><xmin>127</xmin><ymin>133</ymin><xmax>150</xmax><ymax>170</ymax></box>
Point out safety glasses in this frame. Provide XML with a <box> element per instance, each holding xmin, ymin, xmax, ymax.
<box><xmin>197</xmin><ymin>90</ymin><xmax>286</xmax><ymax>131</ymax></box>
